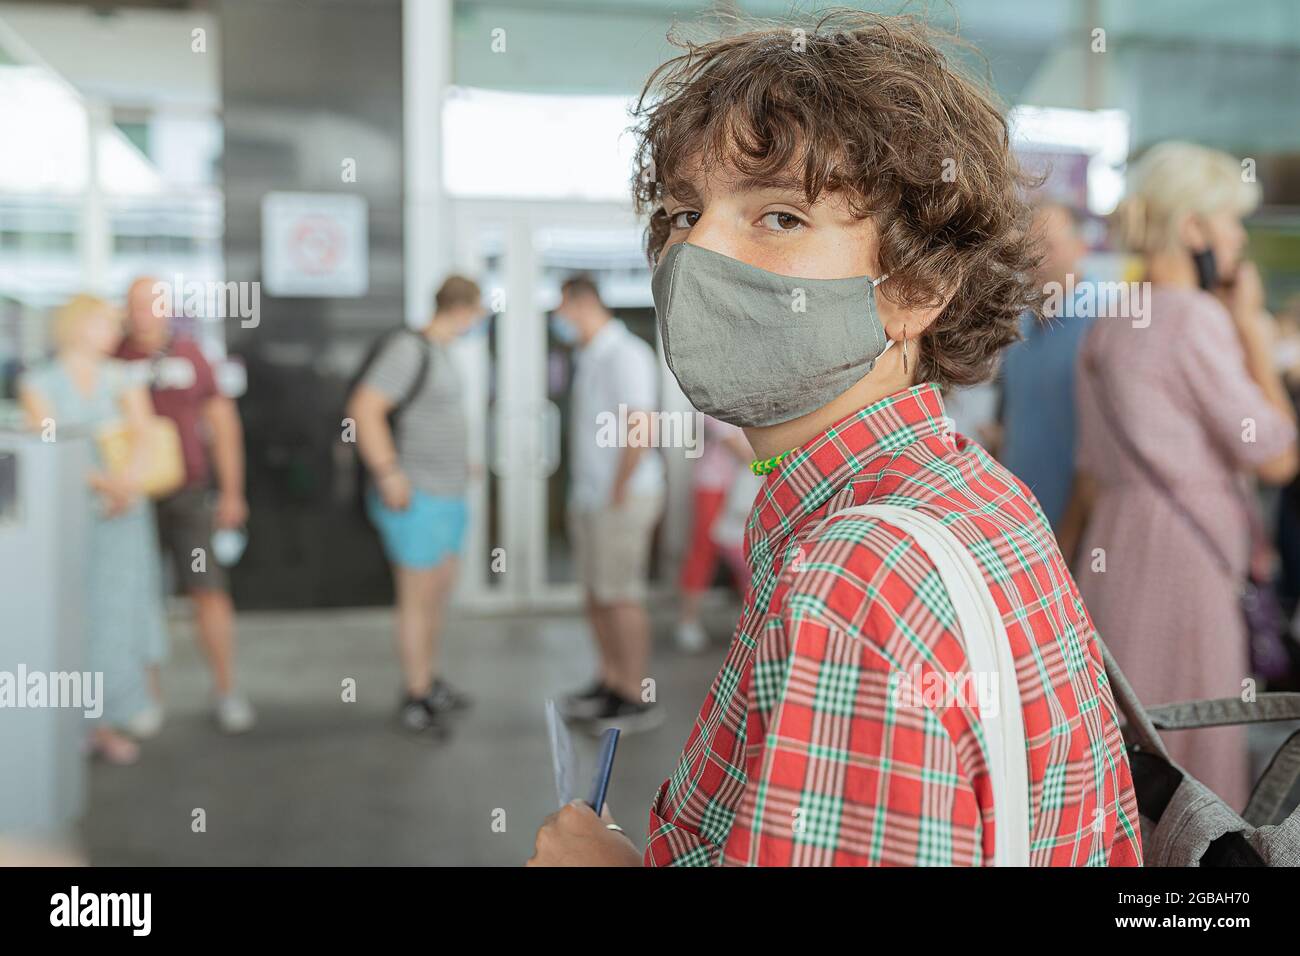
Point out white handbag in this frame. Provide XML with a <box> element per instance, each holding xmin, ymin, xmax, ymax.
<box><xmin>816</xmin><ymin>503</ymin><xmax>1031</xmax><ymax>866</ymax></box>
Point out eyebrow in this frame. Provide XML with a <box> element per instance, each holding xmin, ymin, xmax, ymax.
<box><xmin>660</xmin><ymin>172</ymin><xmax>811</xmax><ymax>208</ymax></box>
<box><xmin>660</xmin><ymin>178</ymin><xmax>702</xmax><ymax>206</ymax></box>
<box><xmin>734</xmin><ymin>174</ymin><xmax>808</xmax><ymax>194</ymax></box>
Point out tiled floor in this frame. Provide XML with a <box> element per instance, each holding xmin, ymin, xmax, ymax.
<box><xmin>82</xmin><ymin>602</ymin><xmax>736</xmax><ymax>866</ymax></box>
<box><xmin>81</xmin><ymin>602</ymin><xmax>1300</xmax><ymax>865</ymax></box>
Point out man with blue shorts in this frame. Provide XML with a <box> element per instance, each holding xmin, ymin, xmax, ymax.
<box><xmin>347</xmin><ymin>275</ymin><xmax>484</xmax><ymax>731</ymax></box>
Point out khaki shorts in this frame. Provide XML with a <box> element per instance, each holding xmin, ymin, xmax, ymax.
<box><xmin>569</xmin><ymin>494</ymin><xmax>663</xmax><ymax>603</ymax></box>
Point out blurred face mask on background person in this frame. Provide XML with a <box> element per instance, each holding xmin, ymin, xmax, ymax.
<box><xmin>651</xmin><ymin>241</ymin><xmax>892</xmax><ymax>428</ymax></box>
<box><xmin>461</xmin><ymin>312</ymin><xmax>490</xmax><ymax>339</ymax></box>
<box><xmin>549</xmin><ymin>312</ymin><xmax>580</xmax><ymax>346</ymax></box>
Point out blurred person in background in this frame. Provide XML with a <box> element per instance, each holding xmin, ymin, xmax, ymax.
<box><xmin>18</xmin><ymin>294</ymin><xmax>169</xmax><ymax>765</ymax></box>
<box><xmin>347</xmin><ymin>275</ymin><xmax>485</xmax><ymax>732</ymax></box>
<box><xmin>997</xmin><ymin>201</ymin><xmax>1091</xmax><ymax>529</ymax></box>
<box><xmin>118</xmin><ymin>277</ymin><xmax>254</xmax><ymax>735</ymax></box>
<box><xmin>941</xmin><ymin>378</ymin><xmax>1000</xmax><ymax>451</ymax></box>
<box><xmin>674</xmin><ymin>414</ymin><xmax>753</xmax><ymax>652</ymax></box>
<box><xmin>1268</xmin><ymin>293</ymin><xmax>1300</xmax><ymax>683</ymax></box>
<box><xmin>554</xmin><ymin>274</ymin><xmax>666</xmax><ymax>732</ymax></box>
<box><xmin>1060</xmin><ymin>142</ymin><xmax>1299</xmax><ymax>808</ymax></box>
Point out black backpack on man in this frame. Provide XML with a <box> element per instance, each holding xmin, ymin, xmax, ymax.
<box><xmin>341</xmin><ymin>328</ymin><xmax>432</xmax><ymax>507</ymax></box>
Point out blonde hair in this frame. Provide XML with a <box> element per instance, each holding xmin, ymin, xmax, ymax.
<box><xmin>54</xmin><ymin>294</ymin><xmax>119</xmax><ymax>349</ymax></box>
<box><xmin>1111</xmin><ymin>141</ymin><xmax>1260</xmax><ymax>254</ymax></box>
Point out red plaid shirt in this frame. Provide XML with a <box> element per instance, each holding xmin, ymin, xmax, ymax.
<box><xmin>645</xmin><ymin>384</ymin><xmax>1142</xmax><ymax>866</ymax></box>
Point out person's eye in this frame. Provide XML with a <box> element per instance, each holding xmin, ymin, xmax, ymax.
<box><xmin>668</xmin><ymin>210</ymin><xmax>700</xmax><ymax>230</ymax></box>
<box><xmin>758</xmin><ymin>211</ymin><xmax>806</xmax><ymax>232</ymax></box>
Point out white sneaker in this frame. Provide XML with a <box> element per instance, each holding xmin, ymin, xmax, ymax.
<box><xmin>215</xmin><ymin>694</ymin><xmax>256</xmax><ymax>734</ymax></box>
<box><xmin>125</xmin><ymin>703</ymin><xmax>165</xmax><ymax>739</ymax></box>
<box><xmin>675</xmin><ymin>619</ymin><xmax>709</xmax><ymax>653</ymax></box>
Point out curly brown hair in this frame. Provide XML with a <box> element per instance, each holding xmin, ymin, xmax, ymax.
<box><xmin>630</xmin><ymin>8</ymin><xmax>1041</xmax><ymax>388</ymax></box>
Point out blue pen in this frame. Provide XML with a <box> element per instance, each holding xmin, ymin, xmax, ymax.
<box><xmin>585</xmin><ymin>728</ymin><xmax>620</xmax><ymax>814</ymax></box>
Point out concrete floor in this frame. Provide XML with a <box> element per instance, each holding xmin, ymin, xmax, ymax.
<box><xmin>82</xmin><ymin>601</ymin><xmax>1300</xmax><ymax>865</ymax></box>
<box><xmin>82</xmin><ymin>601</ymin><xmax>737</xmax><ymax>866</ymax></box>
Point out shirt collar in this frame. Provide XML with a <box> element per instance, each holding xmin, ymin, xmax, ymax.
<box><xmin>120</xmin><ymin>333</ymin><xmax>175</xmax><ymax>361</ymax></box>
<box><xmin>746</xmin><ymin>383</ymin><xmax>953</xmax><ymax>562</ymax></box>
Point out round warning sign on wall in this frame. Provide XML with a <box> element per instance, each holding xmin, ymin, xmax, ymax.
<box><xmin>261</xmin><ymin>192</ymin><xmax>369</xmax><ymax>297</ymax></box>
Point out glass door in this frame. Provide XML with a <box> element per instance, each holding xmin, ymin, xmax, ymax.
<box><xmin>450</xmin><ymin>200</ymin><xmax>674</xmax><ymax>612</ymax></box>
<box><xmin>533</xmin><ymin>221</ymin><xmax>658</xmax><ymax>595</ymax></box>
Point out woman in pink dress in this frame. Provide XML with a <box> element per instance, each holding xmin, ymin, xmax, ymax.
<box><xmin>1063</xmin><ymin>143</ymin><xmax>1298</xmax><ymax>809</ymax></box>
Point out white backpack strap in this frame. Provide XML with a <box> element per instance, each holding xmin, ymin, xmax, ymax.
<box><xmin>814</xmin><ymin>503</ymin><xmax>1031</xmax><ymax>866</ymax></box>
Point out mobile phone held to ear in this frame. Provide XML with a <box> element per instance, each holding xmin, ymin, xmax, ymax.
<box><xmin>585</xmin><ymin>728</ymin><xmax>620</xmax><ymax>815</ymax></box>
<box><xmin>1192</xmin><ymin>247</ymin><xmax>1218</xmax><ymax>291</ymax></box>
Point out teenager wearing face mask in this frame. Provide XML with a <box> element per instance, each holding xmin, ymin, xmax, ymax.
<box><xmin>529</xmin><ymin>11</ymin><xmax>1141</xmax><ymax>867</ymax></box>
<box><xmin>1058</xmin><ymin>142</ymin><xmax>1299</xmax><ymax>810</ymax></box>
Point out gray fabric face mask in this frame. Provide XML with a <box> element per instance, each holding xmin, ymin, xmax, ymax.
<box><xmin>651</xmin><ymin>241</ymin><xmax>892</xmax><ymax>428</ymax></box>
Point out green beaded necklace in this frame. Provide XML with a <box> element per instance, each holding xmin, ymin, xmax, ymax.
<box><xmin>750</xmin><ymin>448</ymin><xmax>796</xmax><ymax>476</ymax></box>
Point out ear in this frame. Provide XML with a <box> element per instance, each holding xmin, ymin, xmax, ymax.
<box><xmin>1178</xmin><ymin>212</ymin><xmax>1207</xmax><ymax>251</ymax></box>
<box><xmin>875</xmin><ymin>278</ymin><xmax>956</xmax><ymax>344</ymax></box>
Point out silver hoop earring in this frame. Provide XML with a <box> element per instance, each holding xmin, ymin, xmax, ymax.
<box><xmin>902</xmin><ymin>326</ymin><xmax>911</xmax><ymax>376</ymax></box>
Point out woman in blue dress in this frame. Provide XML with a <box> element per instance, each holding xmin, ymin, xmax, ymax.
<box><xmin>18</xmin><ymin>294</ymin><xmax>168</xmax><ymax>765</ymax></box>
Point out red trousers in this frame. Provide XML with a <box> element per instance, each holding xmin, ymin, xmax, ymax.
<box><xmin>679</xmin><ymin>487</ymin><xmax>749</xmax><ymax>596</ymax></box>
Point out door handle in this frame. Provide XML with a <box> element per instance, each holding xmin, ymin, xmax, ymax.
<box><xmin>539</xmin><ymin>400</ymin><xmax>560</xmax><ymax>478</ymax></box>
<box><xmin>491</xmin><ymin>401</ymin><xmax>559</xmax><ymax>479</ymax></box>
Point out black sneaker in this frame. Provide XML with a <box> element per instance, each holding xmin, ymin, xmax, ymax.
<box><xmin>559</xmin><ymin>679</ymin><xmax>610</xmax><ymax>719</ymax></box>
<box><xmin>425</xmin><ymin>678</ymin><xmax>473</xmax><ymax>714</ymax></box>
<box><xmin>398</xmin><ymin>695</ymin><xmax>437</xmax><ymax>732</ymax></box>
<box><xmin>582</xmin><ymin>691</ymin><xmax>664</xmax><ymax>735</ymax></box>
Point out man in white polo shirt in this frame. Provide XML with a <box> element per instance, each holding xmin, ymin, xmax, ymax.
<box><xmin>554</xmin><ymin>274</ymin><xmax>666</xmax><ymax>732</ymax></box>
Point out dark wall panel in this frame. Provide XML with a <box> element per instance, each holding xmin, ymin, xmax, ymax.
<box><xmin>219</xmin><ymin>0</ymin><xmax>404</xmax><ymax>608</ymax></box>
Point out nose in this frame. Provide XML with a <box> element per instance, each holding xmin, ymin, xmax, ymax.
<box><xmin>676</xmin><ymin>211</ymin><xmax>739</xmax><ymax>262</ymax></box>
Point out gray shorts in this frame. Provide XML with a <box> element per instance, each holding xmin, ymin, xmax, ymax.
<box><xmin>155</xmin><ymin>486</ymin><xmax>227</xmax><ymax>593</ymax></box>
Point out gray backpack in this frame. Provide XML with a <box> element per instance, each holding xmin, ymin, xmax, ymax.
<box><xmin>1100</xmin><ymin>638</ymin><xmax>1300</xmax><ymax>865</ymax></box>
